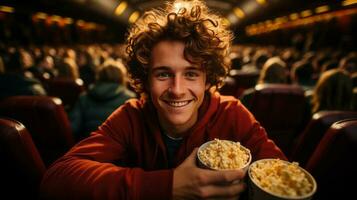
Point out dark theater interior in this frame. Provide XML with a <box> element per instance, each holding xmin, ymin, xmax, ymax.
<box><xmin>0</xmin><ymin>0</ymin><xmax>356</xmax><ymax>199</ymax></box>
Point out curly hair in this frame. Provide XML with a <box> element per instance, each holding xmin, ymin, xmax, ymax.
<box><xmin>126</xmin><ymin>0</ymin><xmax>233</xmax><ymax>95</ymax></box>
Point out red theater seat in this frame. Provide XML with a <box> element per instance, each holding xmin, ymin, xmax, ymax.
<box><xmin>0</xmin><ymin>118</ymin><xmax>46</xmax><ymax>199</ymax></box>
<box><xmin>290</xmin><ymin>110</ymin><xmax>357</xmax><ymax>166</ymax></box>
<box><xmin>0</xmin><ymin>96</ymin><xmax>75</xmax><ymax>166</ymax></box>
<box><xmin>247</xmin><ymin>83</ymin><xmax>309</xmax><ymax>155</ymax></box>
<box><xmin>229</xmin><ymin>69</ymin><xmax>259</xmax><ymax>98</ymax></box>
<box><xmin>305</xmin><ymin>118</ymin><xmax>357</xmax><ymax>199</ymax></box>
<box><xmin>219</xmin><ymin>76</ymin><xmax>239</xmax><ymax>97</ymax></box>
<box><xmin>44</xmin><ymin>77</ymin><xmax>85</xmax><ymax>110</ymax></box>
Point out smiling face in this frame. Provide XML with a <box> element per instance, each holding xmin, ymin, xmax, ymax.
<box><xmin>148</xmin><ymin>40</ymin><xmax>209</xmax><ymax>137</ymax></box>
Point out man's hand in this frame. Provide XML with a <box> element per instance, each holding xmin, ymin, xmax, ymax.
<box><xmin>173</xmin><ymin>148</ymin><xmax>247</xmax><ymax>200</ymax></box>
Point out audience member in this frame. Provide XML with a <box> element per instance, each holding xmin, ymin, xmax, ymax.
<box><xmin>69</xmin><ymin>59</ymin><xmax>136</xmax><ymax>141</ymax></box>
<box><xmin>311</xmin><ymin>69</ymin><xmax>354</xmax><ymax>113</ymax></box>
<box><xmin>240</xmin><ymin>56</ymin><xmax>288</xmax><ymax>107</ymax></box>
<box><xmin>0</xmin><ymin>50</ymin><xmax>47</xmax><ymax>100</ymax></box>
<box><xmin>290</xmin><ymin>60</ymin><xmax>315</xmax><ymax>91</ymax></box>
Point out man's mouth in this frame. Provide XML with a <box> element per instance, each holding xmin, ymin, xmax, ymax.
<box><xmin>164</xmin><ymin>100</ymin><xmax>192</xmax><ymax>107</ymax></box>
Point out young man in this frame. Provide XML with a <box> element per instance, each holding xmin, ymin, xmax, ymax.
<box><xmin>41</xmin><ymin>0</ymin><xmax>286</xmax><ymax>199</ymax></box>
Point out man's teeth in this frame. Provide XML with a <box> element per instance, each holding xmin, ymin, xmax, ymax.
<box><xmin>167</xmin><ymin>101</ymin><xmax>190</xmax><ymax>107</ymax></box>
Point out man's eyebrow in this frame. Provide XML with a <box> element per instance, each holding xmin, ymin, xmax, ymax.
<box><xmin>186</xmin><ymin>66</ymin><xmax>204</xmax><ymax>71</ymax></box>
<box><xmin>151</xmin><ymin>66</ymin><xmax>171</xmax><ymax>72</ymax></box>
<box><xmin>151</xmin><ymin>65</ymin><xmax>203</xmax><ymax>72</ymax></box>
<box><xmin>152</xmin><ymin>66</ymin><xmax>170</xmax><ymax>70</ymax></box>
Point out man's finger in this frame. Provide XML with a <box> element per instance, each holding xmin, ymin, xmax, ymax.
<box><xmin>182</xmin><ymin>147</ymin><xmax>199</xmax><ymax>166</ymax></box>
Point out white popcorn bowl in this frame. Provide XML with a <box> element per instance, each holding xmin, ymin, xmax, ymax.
<box><xmin>248</xmin><ymin>159</ymin><xmax>317</xmax><ymax>200</ymax></box>
<box><xmin>197</xmin><ymin>139</ymin><xmax>252</xmax><ymax>173</ymax></box>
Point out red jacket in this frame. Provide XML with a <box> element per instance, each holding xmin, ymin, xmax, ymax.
<box><xmin>41</xmin><ymin>91</ymin><xmax>286</xmax><ymax>200</ymax></box>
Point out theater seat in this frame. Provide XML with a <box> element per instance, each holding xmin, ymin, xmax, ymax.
<box><xmin>229</xmin><ymin>69</ymin><xmax>259</xmax><ymax>98</ymax></box>
<box><xmin>0</xmin><ymin>118</ymin><xmax>46</xmax><ymax>199</ymax></box>
<box><xmin>290</xmin><ymin>110</ymin><xmax>357</xmax><ymax>166</ymax></box>
<box><xmin>219</xmin><ymin>76</ymin><xmax>239</xmax><ymax>97</ymax></box>
<box><xmin>247</xmin><ymin>83</ymin><xmax>309</xmax><ymax>156</ymax></box>
<box><xmin>0</xmin><ymin>96</ymin><xmax>75</xmax><ymax>166</ymax></box>
<box><xmin>44</xmin><ymin>77</ymin><xmax>85</xmax><ymax>111</ymax></box>
<box><xmin>305</xmin><ymin>118</ymin><xmax>357</xmax><ymax>199</ymax></box>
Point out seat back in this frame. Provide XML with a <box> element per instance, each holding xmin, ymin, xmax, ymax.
<box><xmin>0</xmin><ymin>96</ymin><xmax>75</xmax><ymax>166</ymax></box>
<box><xmin>305</xmin><ymin>118</ymin><xmax>357</xmax><ymax>199</ymax></box>
<box><xmin>0</xmin><ymin>118</ymin><xmax>46</xmax><ymax>199</ymax></box>
<box><xmin>290</xmin><ymin>110</ymin><xmax>357</xmax><ymax>166</ymax></box>
<box><xmin>229</xmin><ymin>69</ymin><xmax>259</xmax><ymax>98</ymax></box>
<box><xmin>219</xmin><ymin>76</ymin><xmax>239</xmax><ymax>97</ymax></box>
<box><xmin>248</xmin><ymin>83</ymin><xmax>308</xmax><ymax>155</ymax></box>
<box><xmin>44</xmin><ymin>77</ymin><xmax>85</xmax><ymax>110</ymax></box>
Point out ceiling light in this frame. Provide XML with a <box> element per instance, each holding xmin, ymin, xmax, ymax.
<box><xmin>128</xmin><ymin>11</ymin><xmax>140</xmax><ymax>23</ymax></box>
<box><xmin>115</xmin><ymin>1</ymin><xmax>128</xmax><ymax>16</ymax></box>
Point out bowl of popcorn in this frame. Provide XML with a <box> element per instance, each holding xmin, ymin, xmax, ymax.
<box><xmin>248</xmin><ymin>159</ymin><xmax>317</xmax><ymax>200</ymax></box>
<box><xmin>197</xmin><ymin>138</ymin><xmax>252</xmax><ymax>172</ymax></box>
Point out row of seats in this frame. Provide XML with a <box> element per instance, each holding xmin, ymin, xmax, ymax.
<box><xmin>43</xmin><ymin>77</ymin><xmax>85</xmax><ymax>111</ymax></box>
<box><xmin>0</xmin><ymin>118</ymin><xmax>46</xmax><ymax>199</ymax></box>
<box><xmin>290</xmin><ymin>110</ymin><xmax>357</xmax><ymax>166</ymax></box>
<box><xmin>1</xmin><ymin>113</ymin><xmax>356</xmax><ymax>199</ymax></box>
<box><xmin>246</xmin><ymin>83</ymin><xmax>309</xmax><ymax>155</ymax></box>
<box><xmin>220</xmin><ymin>69</ymin><xmax>259</xmax><ymax>97</ymax></box>
<box><xmin>305</xmin><ymin>118</ymin><xmax>357</xmax><ymax>199</ymax></box>
<box><xmin>1</xmin><ymin>94</ymin><xmax>356</xmax><ymax>199</ymax></box>
<box><xmin>0</xmin><ymin>96</ymin><xmax>75</xmax><ymax>166</ymax></box>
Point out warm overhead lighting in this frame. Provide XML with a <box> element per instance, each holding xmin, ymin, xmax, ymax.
<box><xmin>275</xmin><ymin>17</ymin><xmax>288</xmax><ymax>24</ymax></box>
<box><xmin>342</xmin><ymin>0</ymin><xmax>357</xmax><ymax>6</ymax></box>
<box><xmin>35</xmin><ymin>12</ymin><xmax>47</xmax><ymax>20</ymax></box>
<box><xmin>315</xmin><ymin>5</ymin><xmax>329</xmax><ymax>13</ymax></box>
<box><xmin>0</xmin><ymin>6</ymin><xmax>14</xmax><ymax>13</ymax></box>
<box><xmin>64</xmin><ymin>17</ymin><xmax>73</xmax><ymax>24</ymax></box>
<box><xmin>265</xmin><ymin>20</ymin><xmax>273</xmax><ymax>25</ymax></box>
<box><xmin>115</xmin><ymin>1</ymin><xmax>127</xmax><ymax>16</ymax></box>
<box><xmin>51</xmin><ymin>15</ymin><xmax>62</xmax><ymax>23</ymax></box>
<box><xmin>301</xmin><ymin>10</ymin><xmax>312</xmax><ymax>18</ymax></box>
<box><xmin>289</xmin><ymin>13</ymin><xmax>299</xmax><ymax>20</ymax></box>
<box><xmin>128</xmin><ymin>11</ymin><xmax>140</xmax><ymax>23</ymax></box>
<box><xmin>246</xmin><ymin>7</ymin><xmax>357</xmax><ymax>36</ymax></box>
<box><xmin>256</xmin><ymin>0</ymin><xmax>266</xmax><ymax>5</ymax></box>
<box><xmin>234</xmin><ymin>7</ymin><xmax>245</xmax><ymax>18</ymax></box>
<box><xmin>77</xmin><ymin>20</ymin><xmax>85</xmax><ymax>26</ymax></box>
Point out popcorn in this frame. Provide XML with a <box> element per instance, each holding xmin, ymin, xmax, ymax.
<box><xmin>198</xmin><ymin>138</ymin><xmax>251</xmax><ymax>170</ymax></box>
<box><xmin>249</xmin><ymin>159</ymin><xmax>314</xmax><ymax>197</ymax></box>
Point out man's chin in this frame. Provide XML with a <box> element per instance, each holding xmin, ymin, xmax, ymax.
<box><xmin>165</xmin><ymin>117</ymin><xmax>190</xmax><ymax>128</ymax></box>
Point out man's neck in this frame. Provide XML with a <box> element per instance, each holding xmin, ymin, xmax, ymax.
<box><xmin>160</xmin><ymin>124</ymin><xmax>187</xmax><ymax>139</ymax></box>
<box><xmin>158</xmin><ymin>116</ymin><xmax>197</xmax><ymax>138</ymax></box>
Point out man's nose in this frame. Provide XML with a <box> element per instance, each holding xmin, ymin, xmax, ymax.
<box><xmin>169</xmin><ymin>76</ymin><xmax>185</xmax><ymax>97</ymax></box>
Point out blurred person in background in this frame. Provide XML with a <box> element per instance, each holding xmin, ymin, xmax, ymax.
<box><xmin>311</xmin><ymin>69</ymin><xmax>354</xmax><ymax>113</ymax></box>
<box><xmin>241</xmin><ymin>50</ymin><xmax>269</xmax><ymax>73</ymax></box>
<box><xmin>56</xmin><ymin>58</ymin><xmax>80</xmax><ymax>80</ymax></box>
<box><xmin>0</xmin><ymin>50</ymin><xmax>47</xmax><ymax>100</ymax></box>
<box><xmin>41</xmin><ymin>1</ymin><xmax>286</xmax><ymax>199</ymax></box>
<box><xmin>290</xmin><ymin>60</ymin><xmax>315</xmax><ymax>92</ymax></box>
<box><xmin>339</xmin><ymin>52</ymin><xmax>357</xmax><ymax>74</ymax></box>
<box><xmin>76</xmin><ymin>49</ymin><xmax>96</xmax><ymax>88</ymax></box>
<box><xmin>240</xmin><ymin>56</ymin><xmax>288</xmax><ymax>107</ymax></box>
<box><xmin>36</xmin><ymin>55</ymin><xmax>57</xmax><ymax>79</ymax></box>
<box><xmin>69</xmin><ymin>59</ymin><xmax>136</xmax><ymax>141</ymax></box>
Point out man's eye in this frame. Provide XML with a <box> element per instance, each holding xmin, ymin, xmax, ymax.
<box><xmin>185</xmin><ymin>71</ymin><xmax>199</xmax><ymax>78</ymax></box>
<box><xmin>156</xmin><ymin>72</ymin><xmax>171</xmax><ymax>78</ymax></box>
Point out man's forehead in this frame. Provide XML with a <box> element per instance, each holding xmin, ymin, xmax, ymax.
<box><xmin>150</xmin><ymin>65</ymin><xmax>204</xmax><ymax>71</ymax></box>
